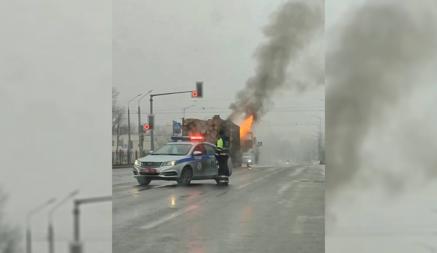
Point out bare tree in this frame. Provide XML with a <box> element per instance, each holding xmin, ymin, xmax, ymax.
<box><xmin>0</xmin><ymin>188</ymin><xmax>20</xmax><ymax>253</ymax></box>
<box><xmin>112</xmin><ymin>87</ymin><xmax>125</xmax><ymax>152</ymax></box>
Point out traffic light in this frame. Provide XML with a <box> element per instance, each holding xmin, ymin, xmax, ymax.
<box><xmin>143</xmin><ymin>123</ymin><xmax>150</xmax><ymax>131</ymax></box>
<box><xmin>192</xmin><ymin>81</ymin><xmax>203</xmax><ymax>98</ymax></box>
<box><xmin>191</xmin><ymin>90</ymin><xmax>198</xmax><ymax>97</ymax></box>
<box><xmin>148</xmin><ymin>114</ymin><xmax>154</xmax><ymax>129</ymax></box>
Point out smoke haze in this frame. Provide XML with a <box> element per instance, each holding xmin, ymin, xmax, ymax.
<box><xmin>229</xmin><ymin>0</ymin><xmax>323</xmax><ymax>122</ymax></box>
<box><xmin>326</xmin><ymin>0</ymin><xmax>437</xmax><ymax>199</ymax></box>
<box><xmin>326</xmin><ymin>2</ymin><xmax>437</xmax><ymax>252</ymax></box>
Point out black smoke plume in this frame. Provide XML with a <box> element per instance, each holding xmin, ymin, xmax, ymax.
<box><xmin>229</xmin><ymin>0</ymin><xmax>323</xmax><ymax>122</ymax></box>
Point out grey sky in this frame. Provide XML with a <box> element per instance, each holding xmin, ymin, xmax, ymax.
<box><xmin>113</xmin><ymin>0</ymin><xmax>282</xmax><ymax>105</ymax></box>
<box><xmin>0</xmin><ymin>0</ymin><xmax>111</xmax><ymax>252</ymax></box>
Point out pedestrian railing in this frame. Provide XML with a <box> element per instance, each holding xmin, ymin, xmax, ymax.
<box><xmin>112</xmin><ymin>150</ymin><xmax>148</xmax><ymax>166</ymax></box>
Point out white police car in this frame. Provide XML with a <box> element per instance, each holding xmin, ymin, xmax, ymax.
<box><xmin>133</xmin><ymin>137</ymin><xmax>231</xmax><ymax>186</ymax></box>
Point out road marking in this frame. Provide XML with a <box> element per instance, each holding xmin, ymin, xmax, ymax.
<box><xmin>277</xmin><ymin>180</ymin><xmax>297</xmax><ymax>196</ymax></box>
<box><xmin>139</xmin><ymin>205</ymin><xmax>198</xmax><ymax>230</ymax></box>
<box><xmin>293</xmin><ymin>215</ymin><xmax>324</xmax><ymax>234</ymax></box>
<box><xmin>276</xmin><ymin>167</ymin><xmax>307</xmax><ymax>195</ymax></box>
<box><xmin>289</xmin><ymin>166</ymin><xmax>306</xmax><ymax>177</ymax></box>
<box><xmin>236</xmin><ymin>167</ymin><xmax>287</xmax><ymax>190</ymax></box>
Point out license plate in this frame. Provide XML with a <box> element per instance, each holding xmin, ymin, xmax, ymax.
<box><xmin>143</xmin><ymin>168</ymin><xmax>155</xmax><ymax>173</ymax></box>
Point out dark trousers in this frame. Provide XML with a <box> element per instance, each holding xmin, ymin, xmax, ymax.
<box><xmin>216</xmin><ymin>154</ymin><xmax>229</xmax><ymax>176</ymax></box>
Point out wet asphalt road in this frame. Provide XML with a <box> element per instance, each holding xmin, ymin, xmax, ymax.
<box><xmin>113</xmin><ymin>164</ymin><xmax>324</xmax><ymax>253</ymax></box>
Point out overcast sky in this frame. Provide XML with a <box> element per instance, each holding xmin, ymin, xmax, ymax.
<box><xmin>0</xmin><ymin>0</ymin><xmax>111</xmax><ymax>252</ymax></box>
<box><xmin>113</xmin><ymin>0</ymin><xmax>325</xmax><ymax>146</ymax></box>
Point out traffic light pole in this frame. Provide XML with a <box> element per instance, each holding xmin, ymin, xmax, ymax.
<box><xmin>149</xmin><ymin>91</ymin><xmax>192</xmax><ymax>151</ymax></box>
<box><xmin>150</xmin><ymin>95</ymin><xmax>154</xmax><ymax>151</ymax></box>
<box><xmin>137</xmin><ymin>105</ymin><xmax>142</xmax><ymax>156</ymax></box>
<box><xmin>137</xmin><ymin>90</ymin><xmax>153</xmax><ymax>156</ymax></box>
<box><xmin>48</xmin><ymin>190</ymin><xmax>79</xmax><ymax>253</ymax></box>
<box><xmin>70</xmin><ymin>196</ymin><xmax>111</xmax><ymax>253</ymax></box>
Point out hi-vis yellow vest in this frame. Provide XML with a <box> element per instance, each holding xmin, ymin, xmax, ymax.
<box><xmin>216</xmin><ymin>138</ymin><xmax>224</xmax><ymax>149</ymax></box>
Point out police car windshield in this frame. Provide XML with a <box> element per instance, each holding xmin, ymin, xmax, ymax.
<box><xmin>153</xmin><ymin>143</ymin><xmax>192</xmax><ymax>156</ymax></box>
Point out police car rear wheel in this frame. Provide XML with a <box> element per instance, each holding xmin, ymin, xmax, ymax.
<box><xmin>178</xmin><ymin>167</ymin><xmax>192</xmax><ymax>186</ymax></box>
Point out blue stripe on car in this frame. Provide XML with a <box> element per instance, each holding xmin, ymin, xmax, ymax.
<box><xmin>176</xmin><ymin>157</ymin><xmax>195</xmax><ymax>164</ymax></box>
<box><xmin>176</xmin><ymin>155</ymin><xmax>211</xmax><ymax>165</ymax></box>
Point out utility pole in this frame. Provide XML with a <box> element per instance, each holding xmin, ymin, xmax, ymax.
<box><xmin>127</xmin><ymin>94</ymin><xmax>142</xmax><ymax>164</ymax></box>
<box><xmin>70</xmin><ymin>196</ymin><xmax>111</xmax><ymax>253</ymax></box>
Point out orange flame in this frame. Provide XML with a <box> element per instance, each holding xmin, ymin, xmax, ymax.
<box><xmin>240</xmin><ymin>115</ymin><xmax>254</xmax><ymax>140</ymax></box>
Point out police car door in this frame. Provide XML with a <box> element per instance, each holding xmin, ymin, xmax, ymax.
<box><xmin>192</xmin><ymin>144</ymin><xmax>208</xmax><ymax>177</ymax></box>
<box><xmin>204</xmin><ymin>144</ymin><xmax>218</xmax><ymax>176</ymax></box>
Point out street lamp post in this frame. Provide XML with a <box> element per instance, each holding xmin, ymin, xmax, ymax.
<box><xmin>26</xmin><ymin>198</ymin><xmax>56</xmax><ymax>253</ymax></box>
<box><xmin>137</xmin><ymin>90</ymin><xmax>153</xmax><ymax>156</ymax></box>
<box><xmin>319</xmin><ymin>116</ymin><xmax>325</xmax><ymax>164</ymax></box>
<box><xmin>48</xmin><ymin>190</ymin><xmax>79</xmax><ymax>253</ymax></box>
<box><xmin>182</xmin><ymin>105</ymin><xmax>195</xmax><ymax>127</ymax></box>
<box><xmin>310</xmin><ymin>114</ymin><xmax>324</xmax><ymax>163</ymax></box>
<box><xmin>127</xmin><ymin>93</ymin><xmax>143</xmax><ymax>165</ymax></box>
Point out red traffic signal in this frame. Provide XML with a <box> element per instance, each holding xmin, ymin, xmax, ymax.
<box><xmin>195</xmin><ymin>81</ymin><xmax>203</xmax><ymax>97</ymax></box>
<box><xmin>191</xmin><ymin>90</ymin><xmax>198</xmax><ymax>97</ymax></box>
<box><xmin>191</xmin><ymin>82</ymin><xmax>203</xmax><ymax>98</ymax></box>
<box><xmin>143</xmin><ymin>124</ymin><xmax>150</xmax><ymax>131</ymax></box>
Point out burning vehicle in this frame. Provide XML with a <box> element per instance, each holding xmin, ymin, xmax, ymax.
<box><xmin>182</xmin><ymin>115</ymin><xmax>261</xmax><ymax>167</ymax></box>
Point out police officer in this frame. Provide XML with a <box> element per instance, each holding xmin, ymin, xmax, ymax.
<box><xmin>216</xmin><ymin>130</ymin><xmax>229</xmax><ymax>177</ymax></box>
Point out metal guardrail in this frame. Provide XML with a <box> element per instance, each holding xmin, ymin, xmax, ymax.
<box><xmin>112</xmin><ymin>150</ymin><xmax>144</xmax><ymax>166</ymax></box>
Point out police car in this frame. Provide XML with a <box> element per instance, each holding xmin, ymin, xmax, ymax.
<box><xmin>133</xmin><ymin>136</ymin><xmax>231</xmax><ymax>186</ymax></box>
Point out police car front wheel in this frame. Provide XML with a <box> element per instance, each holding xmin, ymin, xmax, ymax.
<box><xmin>137</xmin><ymin>177</ymin><xmax>151</xmax><ymax>186</ymax></box>
<box><xmin>177</xmin><ymin>167</ymin><xmax>192</xmax><ymax>186</ymax></box>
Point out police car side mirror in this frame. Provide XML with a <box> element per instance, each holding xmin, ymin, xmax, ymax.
<box><xmin>193</xmin><ymin>150</ymin><xmax>202</xmax><ymax>156</ymax></box>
